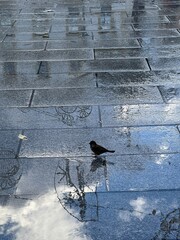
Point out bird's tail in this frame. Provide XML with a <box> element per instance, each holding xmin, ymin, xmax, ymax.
<box><xmin>108</xmin><ymin>150</ymin><xmax>115</xmax><ymax>153</ymax></box>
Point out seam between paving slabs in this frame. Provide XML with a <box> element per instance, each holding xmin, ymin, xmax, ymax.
<box><xmin>157</xmin><ymin>85</ymin><xmax>168</xmax><ymax>103</ymax></box>
<box><xmin>176</xmin><ymin>125</ymin><xmax>180</xmax><ymax>134</ymax></box>
<box><xmin>17</xmin><ymin>152</ymin><xmax>180</xmax><ymax>159</ymax></box>
<box><xmin>0</xmin><ymin>123</ymin><xmax>180</xmax><ymax>131</ymax></box>
<box><xmin>28</xmin><ymin>90</ymin><xmax>35</xmax><ymax>107</ymax></box>
<box><xmin>0</xmin><ymin>124</ymin><xmax>178</xmax><ymax>131</ymax></box>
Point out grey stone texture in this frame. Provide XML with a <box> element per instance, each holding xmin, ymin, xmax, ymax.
<box><xmin>39</xmin><ymin>59</ymin><xmax>150</xmax><ymax>73</ymax></box>
<box><xmin>32</xmin><ymin>86</ymin><xmax>163</xmax><ymax>106</ymax></box>
<box><xmin>19</xmin><ymin>126</ymin><xmax>180</xmax><ymax>158</ymax></box>
<box><xmin>0</xmin><ymin>0</ymin><xmax>180</xmax><ymax>239</ymax></box>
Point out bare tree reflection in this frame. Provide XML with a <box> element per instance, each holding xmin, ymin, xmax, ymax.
<box><xmin>54</xmin><ymin>159</ymin><xmax>99</xmax><ymax>222</ymax></box>
<box><xmin>54</xmin><ymin>155</ymin><xmax>115</xmax><ymax>222</ymax></box>
<box><xmin>0</xmin><ymin>149</ymin><xmax>22</xmax><ymax>192</ymax></box>
<box><xmin>152</xmin><ymin>208</ymin><xmax>180</xmax><ymax>240</ymax></box>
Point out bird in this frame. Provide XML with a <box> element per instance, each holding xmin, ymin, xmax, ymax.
<box><xmin>89</xmin><ymin>141</ymin><xmax>115</xmax><ymax>155</ymax></box>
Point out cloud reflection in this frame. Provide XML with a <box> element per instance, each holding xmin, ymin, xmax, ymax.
<box><xmin>119</xmin><ymin>196</ymin><xmax>160</xmax><ymax>222</ymax></box>
<box><xmin>0</xmin><ymin>191</ymin><xmax>90</xmax><ymax>240</ymax></box>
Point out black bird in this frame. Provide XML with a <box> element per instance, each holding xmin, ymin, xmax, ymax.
<box><xmin>89</xmin><ymin>141</ymin><xmax>115</xmax><ymax>155</ymax></box>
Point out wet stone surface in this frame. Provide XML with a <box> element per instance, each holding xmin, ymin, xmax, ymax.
<box><xmin>0</xmin><ymin>130</ymin><xmax>21</xmax><ymax>156</ymax></box>
<box><xmin>148</xmin><ymin>57</ymin><xmax>180</xmax><ymax>70</ymax></box>
<box><xmin>0</xmin><ymin>62</ymin><xmax>41</xmax><ymax>74</ymax></box>
<box><xmin>0</xmin><ymin>41</ymin><xmax>46</xmax><ymax>51</ymax></box>
<box><xmin>4</xmin><ymin>32</ymin><xmax>93</xmax><ymax>42</ymax></box>
<box><xmin>95</xmin><ymin>47</ymin><xmax>180</xmax><ymax>59</ymax></box>
<box><xmin>2</xmin><ymin>154</ymin><xmax>178</xmax><ymax>195</ymax></box>
<box><xmin>39</xmin><ymin>59</ymin><xmax>150</xmax><ymax>73</ymax></box>
<box><xmin>92</xmin><ymin>29</ymin><xmax>180</xmax><ymax>40</ymax></box>
<box><xmin>46</xmin><ymin>38</ymin><xmax>141</xmax><ymax>50</ymax></box>
<box><xmin>100</xmin><ymin>104</ymin><xmax>180</xmax><ymax>127</ymax></box>
<box><xmin>0</xmin><ymin>89</ymin><xmax>32</xmax><ymax>107</ymax></box>
<box><xmin>19</xmin><ymin>126</ymin><xmax>180</xmax><ymax>158</ymax></box>
<box><xmin>0</xmin><ymin>49</ymin><xmax>94</xmax><ymax>61</ymax></box>
<box><xmin>139</xmin><ymin>37</ymin><xmax>180</xmax><ymax>48</ymax></box>
<box><xmin>0</xmin><ymin>73</ymin><xmax>96</xmax><ymax>90</ymax></box>
<box><xmin>31</xmin><ymin>86</ymin><xmax>163</xmax><ymax>106</ymax></box>
<box><xmin>159</xmin><ymin>85</ymin><xmax>180</xmax><ymax>103</ymax></box>
<box><xmin>133</xmin><ymin>22</ymin><xmax>180</xmax><ymax>30</ymax></box>
<box><xmin>0</xmin><ymin>106</ymin><xmax>100</xmax><ymax>129</ymax></box>
<box><xmin>96</xmin><ymin>71</ymin><xmax>180</xmax><ymax>86</ymax></box>
<box><xmin>0</xmin><ymin>0</ymin><xmax>180</xmax><ymax>239</ymax></box>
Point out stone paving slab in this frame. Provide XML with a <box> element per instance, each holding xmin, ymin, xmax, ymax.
<box><xmin>139</xmin><ymin>36</ymin><xmax>180</xmax><ymax>48</ymax></box>
<box><xmin>0</xmin><ymin>32</ymin><xmax>6</xmax><ymax>42</ymax></box>
<box><xmin>46</xmin><ymin>39</ymin><xmax>141</xmax><ymax>50</ymax></box>
<box><xmin>167</xmin><ymin>15</ymin><xmax>180</xmax><ymax>22</ymax></box>
<box><xmin>20</xmin><ymin>6</ymin><xmax>88</xmax><ymax>14</ymax></box>
<box><xmin>133</xmin><ymin>22</ymin><xmax>180</xmax><ymax>30</ymax></box>
<box><xmin>0</xmin><ymin>62</ymin><xmax>40</xmax><ymax>74</ymax></box>
<box><xmin>159</xmin><ymin>85</ymin><xmax>180</xmax><ymax>103</ymax></box>
<box><xmin>96</xmin><ymin>71</ymin><xmax>180</xmax><ymax>86</ymax></box>
<box><xmin>0</xmin><ymin>130</ymin><xmax>21</xmax><ymax>158</ymax></box>
<box><xmin>120</xmin><ymin>15</ymin><xmax>170</xmax><ymax>24</ymax></box>
<box><xmin>0</xmin><ymin>49</ymin><xmax>94</xmax><ymax>62</ymax></box>
<box><xmin>0</xmin><ymin>41</ymin><xmax>46</xmax><ymax>51</ymax></box>
<box><xmin>4</xmin><ymin>32</ymin><xmax>93</xmax><ymax>42</ymax></box>
<box><xmin>12</xmin><ymin>21</ymin><xmax>52</xmax><ymax>28</ymax></box>
<box><xmin>54</xmin><ymin>154</ymin><xmax>180</xmax><ymax>193</ymax></box>
<box><xmin>8</xmin><ymin>26</ymin><xmax>51</xmax><ymax>33</ymax></box>
<box><xmin>4</xmin><ymin>29</ymin><xmax>180</xmax><ymax>43</ymax></box>
<box><xmin>0</xmin><ymin>106</ymin><xmax>100</xmax><ymax>129</ymax></box>
<box><xmin>46</xmin><ymin>39</ymin><xmax>94</xmax><ymax>50</ymax></box>
<box><xmin>99</xmin><ymin>154</ymin><xmax>180</xmax><ymax>192</ymax></box>
<box><xmin>39</xmin><ymin>59</ymin><xmax>149</xmax><ymax>74</ymax></box>
<box><xmin>0</xmin><ymin>157</ymin><xmax>23</xmax><ymax>195</ymax></box>
<box><xmin>1</xmin><ymin>190</ymin><xmax>179</xmax><ymax>240</ymax></box>
<box><xmin>128</xmin><ymin>9</ymin><xmax>180</xmax><ymax>16</ymax></box>
<box><xmin>0</xmin><ymin>18</ymin><xmax>15</xmax><ymax>27</ymax></box>
<box><xmin>148</xmin><ymin>57</ymin><xmax>180</xmax><ymax>70</ymax></box>
<box><xmin>0</xmin><ymin>195</ymin><xmax>7</xmax><ymax>205</ymax></box>
<box><xmin>0</xmin><ymin>26</ymin><xmax>9</xmax><ymax>33</ymax></box>
<box><xmin>158</xmin><ymin>2</ymin><xmax>180</xmax><ymax>8</ymax></box>
<box><xmin>100</xmin><ymin>103</ymin><xmax>180</xmax><ymax>127</ymax></box>
<box><xmin>15</xmin><ymin>158</ymin><xmax>59</xmax><ymax>195</ymax></box>
<box><xmin>92</xmin><ymin>29</ymin><xmax>180</xmax><ymax>40</ymax></box>
<box><xmin>15</xmin><ymin>13</ymin><xmax>55</xmax><ymax>20</ymax></box>
<box><xmin>1</xmin><ymin>153</ymin><xmax>179</xmax><ymax>196</ymax></box>
<box><xmin>0</xmin><ymin>89</ymin><xmax>32</xmax><ymax>107</ymax></box>
<box><xmin>50</xmin><ymin>23</ymin><xmax>133</xmax><ymax>32</ymax></box>
<box><xmin>31</xmin><ymin>86</ymin><xmax>163</xmax><ymax>107</ymax></box>
<box><xmin>1</xmin><ymin>190</ymin><xmax>180</xmax><ymax>240</ymax></box>
<box><xmin>95</xmin><ymin>47</ymin><xmax>180</xmax><ymax>59</ymax></box>
<box><xmin>19</xmin><ymin>126</ymin><xmax>180</xmax><ymax>158</ymax></box>
<box><xmin>0</xmin><ymin>73</ymin><xmax>96</xmax><ymax>90</ymax></box>
<box><xmin>0</xmin><ymin>0</ymin><xmax>180</xmax><ymax>239</ymax></box>
<box><xmin>85</xmin><ymin>190</ymin><xmax>180</xmax><ymax>240</ymax></box>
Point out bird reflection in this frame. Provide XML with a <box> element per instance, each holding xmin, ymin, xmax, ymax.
<box><xmin>90</xmin><ymin>156</ymin><xmax>112</xmax><ymax>192</ymax></box>
<box><xmin>90</xmin><ymin>156</ymin><xmax>107</xmax><ymax>172</ymax></box>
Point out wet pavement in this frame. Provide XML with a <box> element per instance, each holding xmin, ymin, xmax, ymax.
<box><xmin>0</xmin><ymin>0</ymin><xmax>180</xmax><ymax>239</ymax></box>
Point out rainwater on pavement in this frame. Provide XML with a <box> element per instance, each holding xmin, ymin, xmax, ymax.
<box><xmin>0</xmin><ymin>0</ymin><xmax>180</xmax><ymax>239</ymax></box>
